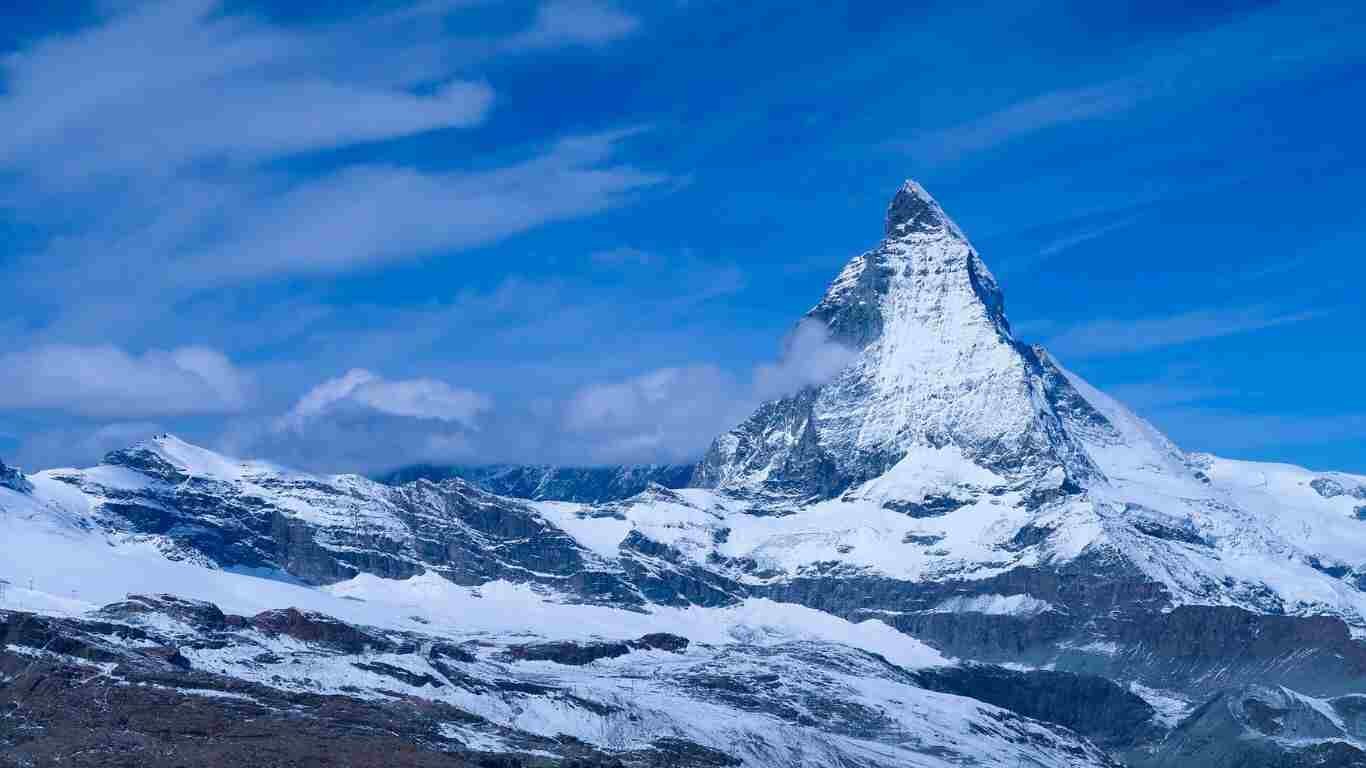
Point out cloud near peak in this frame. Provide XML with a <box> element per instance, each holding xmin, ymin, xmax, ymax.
<box><xmin>278</xmin><ymin>369</ymin><xmax>492</xmax><ymax>432</ymax></box>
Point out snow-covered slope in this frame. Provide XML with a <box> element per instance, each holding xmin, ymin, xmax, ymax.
<box><xmin>0</xmin><ymin>501</ymin><xmax>1124</xmax><ymax>767</ymax></box>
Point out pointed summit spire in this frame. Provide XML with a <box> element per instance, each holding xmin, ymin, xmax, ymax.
<box><xmin>696</xmin><ymin>177</ymin><xmax>1098</xmax><ymax>498</ymax></box>
<box><xmin>884</xmin><ymin>179</ymin><xmax>962</xmax><ymax>239</ymax></box>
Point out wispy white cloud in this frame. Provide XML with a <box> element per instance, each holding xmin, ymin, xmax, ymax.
<box><xmin>169</xmin><ymin>130</ymin><xmax>666</xmax><ymax>285</ymax></box>
<box><xmin>0</xmin><ymin>345</ymin><xmax>251</xmax><ymax>416</ymax></box>
<box><xmin>753</xmin><ymin>319</ymin><xmax>859</xmax><ymax>400</ymax></box>
<box><xmin>2</xmin><ymin>1</ymin><xmax>666</xmax><ymax>322</ymax></box>
<box><xmin>1047</xmin><ymin>306</ymin><xmax>1327</xmax><ymax>359</ymax></box>
<box><xmin>903</xmin><ymin>3</ymin><xmax>1365</xmax><ymax>162</ymax></box>
<box><xmin>1036</xmin><ymin>214</ymin><xmax>1143</xmax><ymax>259</ymax></box>
<box><xmin>562</xmin><ymin>319</ymin><xmax>856</xmax><ymax>463</ymax></box>
<box><xmin>279</xmin><ymin>369</ymin><xmax>491</xmax><ymax>431</ymax></box>
<box><xmin>506</xmin><ymin>0</ymin><xmax>641</xmax><ymax>51</ymax></box>
<box><xmin>590</xmin><ymin>246</ymin><xmax>655</xmax><ymax>266</ymax></box>
<box><xmin>908</xmin><ymin>80</ymin><xmax>1143</xmax><ymax>162</ymax></box>
<box><xmin>1106</xmin><ymin>381</ymin><xmax>1236</xmax><ymax>410</ymax></box>
<box><xmin>0</xmin><ymin>0</ymin><xmax>494</xmax><ymax>182</ymax></box>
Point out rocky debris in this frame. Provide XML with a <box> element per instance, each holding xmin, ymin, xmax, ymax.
<box><xmin>250</xmin><ymin>608</ymin><xmax>393</xmax><ymax>654</ymax></box>
<box><xmin>504</xmin><ymin>633</ymin><xmax>689</xmax><ymax>666</ymax></box>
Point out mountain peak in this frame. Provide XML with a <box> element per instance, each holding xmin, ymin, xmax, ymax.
<box><xmin>697</xmin><ymin>179</ymin><xmax>1100</xmax><ymax>498</ymax></box>
<box><xmin>104</xmin><ymin>433</ymin><xmax>251</xmax><ymax>483</ymax></box>
<box><xmin>884</xmin><ymin>179</ymin><xmax>962</xmax><ymax>239</ymax></box>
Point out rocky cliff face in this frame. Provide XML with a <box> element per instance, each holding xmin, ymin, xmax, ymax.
<box><xmin>6</xmin><ymin>181</ymin><xmax>1366</xmax><ymax>766</ymax></box>
<box><xmin>0</xmin><ymin>458</ymin><xmax>32</xmax><ymax>494</ymax></box>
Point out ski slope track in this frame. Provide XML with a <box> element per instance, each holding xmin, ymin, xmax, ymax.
<box><xmin>4</xmin><ymin>181</ymin><xmax>1366</xmax><ymax>767</ymax></box>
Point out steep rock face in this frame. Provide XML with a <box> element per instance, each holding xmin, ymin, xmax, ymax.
<box><xmin>694</xmin><ymin>181</ymin><xmax>1099</xmax><ymax>499</ymax></box>
<box><xmin>1139</xmin><ymin>685</ymin><xmax>1366</xmax><ymax>768</ymax></box>
<box><xmin>0</xmin><ymin>458</ymin><xmax>32</xmax><ymax>494</ymax></box>
<box><xmin>913</xmin><ymin>664</ymin><xmax>1160</xmax><ymax>749</ymax></box>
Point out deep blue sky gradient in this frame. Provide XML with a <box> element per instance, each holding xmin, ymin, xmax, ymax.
<box><xmin>1</xmin><ymin>0</ymin><xmax>1363</xmax><ymax>473</ymax></box>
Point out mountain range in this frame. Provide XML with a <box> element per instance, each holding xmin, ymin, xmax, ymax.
<box><xmin>4</xmin><ymin>181</ymin><xmax>1366</xmax><ymax>767</ymax></box>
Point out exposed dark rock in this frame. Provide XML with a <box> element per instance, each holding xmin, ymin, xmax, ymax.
<box><xmin>505</xmin><ymin>634</ymin><xmax>689</xmax><ymax>666</ymax></box>
<box><xmin>639</xmin><ymin>738</ymin><xmax>741</xmax><ymax>767</ymax></box>
<box><xmin>1136</xmin><ymin>685</ymin><xmax>1366</xmax><ymax>768</ymax></box>
<box><xmin>1312</xmin><ymin>477</ymin><xmax>1366</xmax><ymax>500</ymax></box>
<box><xmin>505</xmin><ymin>640</ymin><xmax>632</xmax><ymax>666</ymax></box>
<box><xmin>0</xmin><ymin>459</ymin><xmax>32</xmax><ymax>494</ymax></box>
<box><xmin>429</xmin><ymin>642</ymin><xmax>478</xmax><ymax>664</ymax></box>
<box><xmin>353</xmin><ymin>661</ymin><xmax>446</xmax><ymax>688</ymax></box>
<box><xmin>1001</xmin><ymin>524</ymin><xmax>1056</xmax><ymax>551</ymax></box>
<box><xmin>145</xmin><ymin>645</ymin><xmax>192</xmax><ymax>670</ymax></box>
<box><xmin>631</xmin><ymin>633</ymin><xmax>690</xmax><ymax>653</ymax></box>
<box><xmin>691</xmin><ymin>389</ymin><xmax>847</xmax><ymax>500</ymax></box>
<box><xmin>882</xmin><ymin>495</ymin><xmax>967</xmax><ymax>518</ymax></box>
<box><xmin>914</xmin><ymin>664</ymin><xmax>1158</xmax><ymax>748</ymax></box>
<box><xmin>99</xmin><ymin>594</ymin><xmax>228</xmax><ymax>630</ymax></box>
<box><xmin>250</xmin><ymin>608</ymin><xmax>392</xmax><ymax>654</ymax></box>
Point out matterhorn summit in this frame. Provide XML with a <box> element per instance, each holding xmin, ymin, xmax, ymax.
<box><xmin>696</xmin><ymin>180</ymin><xmax>1104</xmax><ymax>499</ymax></box>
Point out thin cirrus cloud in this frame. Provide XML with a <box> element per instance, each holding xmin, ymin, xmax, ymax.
<box><xmin>0</xmin><ymin>0</ymin><xmax>495</xmax><ymax>181</ymax></box>
<box><xmin>908</xmin><ymin>80</ymin><xmax>1144</xmax><ymax>162</ymax></box>
<box><xmin>1046</xmin><ymin>306</ymin><xmax>1327</xmax><ymax>359</ymax></box>
<box><xmin>904</xmin><ymin>3</ymin><xmax>1364</xmax><ymax>163</ymax></box>
<box><xmin>0</xmin><ymin>345</ymin><xmax>251</xmax><ymax>417</ymax></box>
<box><xmin>1036</xmin><ymin>214</ymin><xmax>1143</xmax><ymax>259</ymax></box>
<box><xmin>505</xmin><ymin>0</ymin><xmax>641</xmax><ymax>51</ymax></box>
<box><xmin>1</xmin><ymin>0</ymin><xmax>664</xmax><ymax>341</ymax></box>
<box><xmin>171</xmin><ymin>129</ymin><xmax>667</xmax><ymax>286</ymax></box>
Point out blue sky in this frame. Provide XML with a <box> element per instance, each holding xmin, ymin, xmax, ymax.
<box><xmin>1</xmin><ymin>0</ymin><xmax>1363</xmax><ymax>474</ymax></box>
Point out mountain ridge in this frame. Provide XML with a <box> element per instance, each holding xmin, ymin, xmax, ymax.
<box><xmin>4</xmin><ymin>180</ymin><xmax>1366</xmax><ymax>767</ymax></box>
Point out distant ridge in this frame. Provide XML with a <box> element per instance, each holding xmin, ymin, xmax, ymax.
<box><xmin>374</xmin><ymin>462</ymin><xmax>696</xmax><ymax>502</ymax></box>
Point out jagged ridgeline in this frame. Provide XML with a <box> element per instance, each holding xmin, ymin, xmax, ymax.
<box><xmin>5</xmin><ymin>181</ymin><xmax>1366</xmax><ymax>767</ymax></box>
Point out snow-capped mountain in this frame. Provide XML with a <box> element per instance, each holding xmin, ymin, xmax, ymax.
<box><xmin>694</xmin><ymin>181</ymin><xmax>1098</xmax><ymax>498</ymax></box>
<box><xmin>4</xmin><ymin>181</ymin><xmax>1366</xmax><ymax>767</ymax></box>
